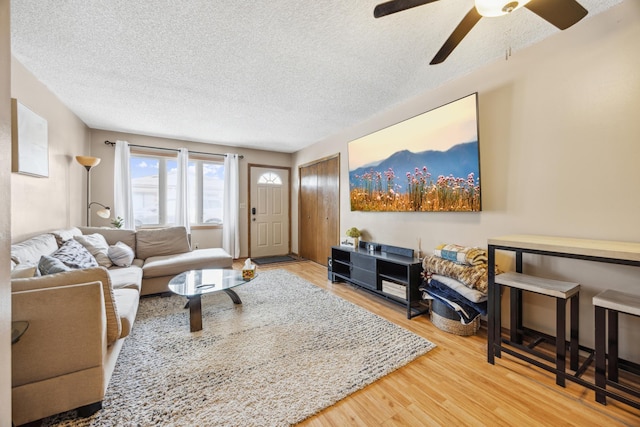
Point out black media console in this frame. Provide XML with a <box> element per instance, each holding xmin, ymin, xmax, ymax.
<box><xmin>330</xmin><ymin>242</ymin><xmax>428</xmax><ymax>319</ymax></box>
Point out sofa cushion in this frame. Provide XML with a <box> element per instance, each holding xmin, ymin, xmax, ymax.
<box><xmin>108</xmin><ymin>265</ymin><xmax>143</xmax><ymax>292</ymax></box>
<box><xmin>50</xmin><ymin>227</ymin><xmax>82</xmax><ymax>246</ymax></box>
<box><xmin>10</xmin><ymin>234</ymin><xmax>58</xmax><ymax>267</ymax></box>
<box><xmin>108</xmin><ymin>241</ymin><xmax>135</xmax><ymax>267</ymax></box>
<box><xmin>136</xmin><ymin>226</ymin><xmax>191</xmax><ymax>260</ymax></box>
<box><xmin>79</xmin><ymin>227</ymin><xmax>137</xmax><ymax>255</ymax></box>
<box><xmin>12</xmin><ymin>267</ymin><xmax>122</xmax><ymax>344</ymax></box>
<box><xmin>113</xmin><ymin>288</ymin><xmax>140</xmax><ymax>338</ymax></box>
<box><xmin>38</xmin><ymin>255</ymin><xmax>72</xmax><ymax>275</ymax></box>
<box><xmin>142</xmin><ymin>248</ymin><xmax>233</xmax><ymax>279</ymax></box>
<box><xmin>75</xmin><ymin>234</ymin><xmax>113</xmax><ymax>268</ymax></box>
<box><xmin>51</xmin><ymin>239</ymin><xmax>99</xmax><ymax>269</ymax></box>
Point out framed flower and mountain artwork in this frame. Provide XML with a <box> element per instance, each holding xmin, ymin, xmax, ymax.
<box><xmin>348</xmin><ymin>93</ymin><xmax>481</xmax><ymax>212</ymax></box>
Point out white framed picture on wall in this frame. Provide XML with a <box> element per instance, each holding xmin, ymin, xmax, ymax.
<box><xmin>11</xmin><ymin>98</ymin><xmax>49</xmax><ymax>177</ymax></box>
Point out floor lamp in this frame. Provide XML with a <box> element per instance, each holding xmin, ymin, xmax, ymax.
<box><xmin>76</xmin><ymin>155</ymin><xmax>111</xmax><ymax>226</ymax></box>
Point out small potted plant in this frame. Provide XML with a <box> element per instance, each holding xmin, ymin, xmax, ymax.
<box><xmin>345</xmin><ymin>227</ymin><xmax>362</xmax><ymax>248</ymax></box>
<box><xmin>111</xmin><ymin>216</ymin><xmax>124</xmax><ymax>229</ymax></box>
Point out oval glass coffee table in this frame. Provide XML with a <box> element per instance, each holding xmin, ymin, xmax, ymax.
<box><xmin>168</xmin><ymin>269</ymin><xmax>255</xmax><ymax>332</ymax></box>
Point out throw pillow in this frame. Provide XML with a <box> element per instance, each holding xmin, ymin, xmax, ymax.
<box><xmin>108</xmin><ymin>241</ymin><xmax>135</xmax><ymax>267</ymax></box>
<box><xmin>38</xmin><ymin>255</ymin><xmax>72</xmax><ymax>275</ymax></box>
<box><xmin>51</xmin><ymin>238</ymin><xmax>99</xmax><ymax>269</ymax></box>
<box><xmin>78</xmin><ymin>227</ymin><xmax>137</xmax><ymax>251</ymax></box>
<box><xmin>75</xmin><ymin>233</ymin><xmax>113</xmax><ymax>268</ymax></box>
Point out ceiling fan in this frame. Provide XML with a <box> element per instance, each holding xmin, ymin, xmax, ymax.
<box><xmin>374</xmin><ymin>0</ymin><xmax>588</xmax><ymax>65</ymax></box>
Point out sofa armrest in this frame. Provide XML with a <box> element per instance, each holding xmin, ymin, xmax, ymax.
<box><xmin>12</xmin><ymin>267</ymin><xmax>110</xmax><ymax>292</ymax></box>
<box><xmin>12</xmin><ymin>281</ymin><xmax>107</xmax><ymax>388</ymax></box>
<box><xmin>12</xmin><ymin>267</ymin><xmax>123</xmax><ymax>343</ymax></box>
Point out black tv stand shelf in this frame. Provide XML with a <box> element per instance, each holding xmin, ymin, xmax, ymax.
<box><xmin>330</xmin><ymin>243</ymin><xmax>427</xmax><ymax>319</ymax></box>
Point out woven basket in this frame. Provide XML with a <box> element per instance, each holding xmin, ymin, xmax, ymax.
<box><xmin>430</xmin><ymin>299</ymin><xmax>480</xmax><ymax>336</ymax></box>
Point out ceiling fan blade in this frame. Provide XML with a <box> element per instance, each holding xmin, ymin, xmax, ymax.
<box><xmin>524</xmin><ymin>0</ymin><xmax>588</xmax><ymax>30</ymax></box>
<box><xmin>430</xmin><ymin>7</ymin><xmax>482</xmax><ymax>65</ymax></box>
<box><xmin>374</xmin><ymin>0</ymin><xmax>440</xmax><ymax>19</ymax></box>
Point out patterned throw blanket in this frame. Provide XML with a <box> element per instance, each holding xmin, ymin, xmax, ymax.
<box><xmin>422</xmin><ymin>255</ymin><xmax>490</xmax><ymax>294</ymax></box>
<box><xmin>433</xmin><ymin>243</ymin><xmax>487</xmax><ymax>266</ymax></box>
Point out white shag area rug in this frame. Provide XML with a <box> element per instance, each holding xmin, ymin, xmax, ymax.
<box><xmin>43</xmin><ymin>269</ymin><xmax>435</xmax><ymax>427</ymax></box>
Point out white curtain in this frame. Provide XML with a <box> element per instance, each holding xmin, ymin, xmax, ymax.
<box><xmin>175</xmin><ymin>148</ymin><xmax>191</xmax><ymax>235</ymax></box>
<box><xmin>114</xmin><ymin>140</ymin><xmax>135</xmax><ymax>229</ymax></box>
<box><xmin>223</xmin><ymin>153</ymin><xmax>240</xmax><ymax>258</ymax></box>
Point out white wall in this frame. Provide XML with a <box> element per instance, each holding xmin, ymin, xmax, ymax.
<box><xmin>88</xmin><ymin>129</ymin><xmax>292</xmax><ymax>258</ymax></box>
<box><xmin>293</xmin><ymin>1</ymin><xmax>640</xmax><ymax>358</ymax></box>
<box><xmin>10</xmin><ymin>59</ymin><xmax>91</xmax><ymax>241</ymax></box>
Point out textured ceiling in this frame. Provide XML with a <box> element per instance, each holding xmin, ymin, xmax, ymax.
<box><xmin>11</xmin><ymin>0</ymin><xmax>622</xmax><ymax>153</ymax></box>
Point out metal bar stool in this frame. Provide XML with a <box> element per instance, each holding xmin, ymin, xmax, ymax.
<box><xmin>593</xmin><ymin>289</ymin><xmax>640</xmax><ymax>409</ymax></box>
<box><xmin>494</xmin><ymin>272</ymin><xmax>580</xmax><ymax>387</ymax></box>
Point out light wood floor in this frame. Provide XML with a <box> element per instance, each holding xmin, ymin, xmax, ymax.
<box><xmin>235</xmin><ymin>259</ymin><xmax>640</xmax><ymax>426</ymax></box>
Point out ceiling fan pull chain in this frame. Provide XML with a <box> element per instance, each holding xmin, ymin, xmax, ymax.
<box><xmin>504</xmin><ymin>23</ymin><xmax>512</xmax><ymax>61</ymax></box>
<box><xmin>506</xmin><ymin>14</ymin><xmax>516</xmax><ymax>61</ymax></box>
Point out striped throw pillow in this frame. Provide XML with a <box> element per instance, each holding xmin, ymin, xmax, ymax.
<box><xmin>108</xmin><ymin>241</ymin><xmax>135</xmax><ymax>267</ymax></box>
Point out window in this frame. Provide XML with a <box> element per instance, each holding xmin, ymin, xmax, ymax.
<box><xmin>189</xmin><ymin>160</ymin><xmax>225</xmax><ymax>225</ymax></box>
<box><xmin>130</xmin><ymin>151</ymin><xmax>224</xmax><ymax>227</ymax></box>
<box><xmin>258</xmin><ymin>172</ymin><xmax>282</xmax><ymax>185</ymax></box>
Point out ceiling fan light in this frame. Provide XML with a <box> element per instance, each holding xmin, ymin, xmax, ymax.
<box><xmin>475</xmin><ymin>0</ymin><xmax>531</xmax><ymax>18</ymax></box>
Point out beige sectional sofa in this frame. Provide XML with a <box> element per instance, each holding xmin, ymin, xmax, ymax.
<box><xmin>10</xmin><ymin>226</ymin><xmax>232</xmax><ymax>426</ymax></box>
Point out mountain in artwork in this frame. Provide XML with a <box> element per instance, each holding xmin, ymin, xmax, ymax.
<box><xmin>349</xmin><ymin>141</ymin><xmax>479</xmax><ymax>193</ymax></box>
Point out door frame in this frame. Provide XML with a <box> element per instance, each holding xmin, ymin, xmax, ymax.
<box><xmin>247</xmin><ymin>163</ymin><xmax>292</xmax><ymax>258</ymax></box>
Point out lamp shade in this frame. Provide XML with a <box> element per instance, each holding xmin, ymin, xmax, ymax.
<box><xmin>96</xmin><ymin>207</ymin><xmax>111</xmax><ymax>219</ymax></box>
<box><xmin>75</xmin><ymin>155</ymin><xmax>101</xmax><ymax>168</ymax></box>
<box><xmin>88</xmin><ymin>202</ymin><xmax>111</xmax><ymax>220</ymax></box>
